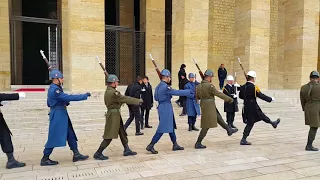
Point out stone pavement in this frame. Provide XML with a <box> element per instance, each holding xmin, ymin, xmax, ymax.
<box><xmin>0</xmin><ymin>89</ymin><xmax>320</xmax><ymax>180</ymax></box>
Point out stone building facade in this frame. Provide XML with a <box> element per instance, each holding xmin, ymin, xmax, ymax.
<box><xmin>0</xmin><ymin>0</ymin><xmax>319</xmax><ymax>91</ymax></box>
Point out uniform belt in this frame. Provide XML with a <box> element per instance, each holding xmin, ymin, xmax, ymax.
<box><xmin>50</xmin><ymin>106</ymin><xmax>67</xmax><ymax>110</ymax></box>
<box><xmin>201</xmin><ymin>99</ymin><xmax>215</xmax><ymax>102</ymax></box>
<box><xmin>108</xmin><ymin>109</ymin><xmax>120</xmax><ymax>112</ymax></box>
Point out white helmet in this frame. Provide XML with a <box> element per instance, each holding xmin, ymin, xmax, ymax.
<box><xmin>226</xmin><ymin>75</ymin><xmax>234</xmax><ymax>81</ymax></box>
<box><xmin>247</xmin><ymin>70</ymin><xmax>257</xmax><ymax>78</ymax></box>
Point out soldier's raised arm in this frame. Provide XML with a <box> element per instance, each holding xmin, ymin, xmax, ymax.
<box><xmin>209</xmin><ymin>84</ymin><xmax>233</xmax><ymax>103</ymax></box>
<box><xmin>255</xmin><ymin>86</ymin><xmax>272</xmax><ymax>102</ymax></box>
<box><xmin>114</xmin><ymin>91</ymin><xmax>142</xmax><ymax>105</ymax></box>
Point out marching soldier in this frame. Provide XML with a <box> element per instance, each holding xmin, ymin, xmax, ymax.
<box><xmin>184</xmin><ymin>73</ymin><xmax>201</xmax><ymax>131</ymax></box>
<box><xmin>223</xmin><ymin>75</ymin><xmax>239</xmax><ymax>130</ymax></box>
<box><xmin>94</xmin><ymin>74</ymin><xmax>142</xmax><ymax>160</ymax></box>
<box><xmin>41</xmin><ymin>70</ymin><xmax>91</xmax><ymax>166</ymax></box>
<box><xmin>239</xmin><ymin>70</ymin><xmax>280</xmax><ymax>145</ymax></box>
<box><xmin>0</xmin><ymin>92</ymin><xmax>26</xmax><ymax>169</ymax></box>
<box><xmin>300</xmin><ymin>71</ymin><xmax>320</xmax><ymax>151</ymax></box>
<box><xmin>194</xmin><ymin>69</ymin><xmax>237</xmax><ymax>149</ymax></box>
<box><xmin>146</xmin><ymin>69</ymin><xmax>193</xmax><ymax>154</ymax></box>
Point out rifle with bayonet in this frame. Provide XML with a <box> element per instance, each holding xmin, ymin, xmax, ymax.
<box><xmin>192</xmin><ymin>58</ymin><xmax>205</xmax><ymax>80</ymax></box>
<box><xmin>149</xmin><ymin>54</ymin><xmax>171</xmax><ymax>85</ymax></box>
<box><xmin>95</xmin><ymin>56</ymin><xmax>109</xmax><ymax>77</ymax></box>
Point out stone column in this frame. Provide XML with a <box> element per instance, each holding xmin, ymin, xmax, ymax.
<box><xmin>283</xmin><ymin>0</ymin><xmax>319</xmax><ymax>89</ymax></box>
<box><xmin>208</xmin><ymin>0</ymin><xmax>235</xmax><ymax>87</ymax></box>
<box><xmin>0</xmin><ymin>0</ymin><xmax>11</xmax><ymax>90</ymax></box>
<box><xmin>61</xmin><ymin>0</ymin><xmax>105</xmax><ymax>91</ymax></box>
<box><xmin>144</xmin><ymin>0</ymin><xmax>165</xmax><ymax>86</ymax></box>
<box><xmin>234</xmin><ymin>0</ymin><xmax>270</xmax><ymax>89</ymax></box>
<box><xmin>172</xmin><ymin>0</ymin><xmax>209</xmax><ymax>89</ymax></box>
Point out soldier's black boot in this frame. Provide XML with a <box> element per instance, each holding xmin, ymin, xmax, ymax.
<box><xmin>93</xmin><ymin>146</ymin><xmax>109</xmax><ymax>160</ymax></box>
<box><xmin>123</xmin><ymin>144</ymin><xmax>137</xmax><ymax>156</ymax></box>
<box><xmin>271</xmin><ymin>118</ymin><xmax>281</xmax><ymax>129</ymax></box>
<box><xmin>192</xmin><ymin>124</ymin><xmax>199</xmax><ymax>131</ymax></box>
<box><xmin>6</xmin><ymin>153</ymin><xmax>26</xmax><ymax>169</ymax></box>
<box><xmin>305</xmin><ymin>140</ymin><xmax>319</xmax><ymax>151</ymax></box>
<box><xmin>227</xmin><ymin>126</ymin><xmax>238</xmax><ymax>136</ymax></box>
<box><xmin>40</xmin><ymin>155</ymin><xmax>59</xmax><ymax>166</ymax></box>
<box><xmin>188</xmin><ymin>124</ymin><xmax>192</xmax><ymax>131</ymax></box>
<box><xmin>194</xmin><ymin>137</ymin><xmax>206</xmax><ymax>149</ymax></box>
<box><xmin>146</xmin><ymin>143</ymin><xmax>158</xmax><ymax>154</ymax></box>
<box><xmin>135</xmin><ymin>132</ymin><xmax>144</xmax><ymax>136</ymax></box>
<box><xmin>145</xmin><ymin>124</ymin><xmax>152</xmax><ymax>128</ymax></box>
<box><xmin>231</xmin><ymin>123</ymin><xmax>238</xmax><ymax>130</ymax></box>
<box><xmin>240</xmin><ymin>135</ymin><xmax>252</xmax><ymax>145</ymax></box>
<box><xmin>72</xmin><ymin>149</ymin><xmax>89</xmax><ymax>162</ymax></box>
<box><xmin>172</xmin><ymin>142</ymin><xmax>184</xmax><ymax>151</ymax></box>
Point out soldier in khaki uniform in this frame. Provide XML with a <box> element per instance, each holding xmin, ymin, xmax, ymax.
<box><xmin>300</xmin><ymin>71</ymin><xmax>320</xmax><ymax>151</ymax></box>
<box><xmin>194</xmin><ymin>69</ymin><xmax>238</xmax><ymax>149</ymax></box>
<box><xmin>93</xmin><ymin>75</ymin><xmax>143</xmax><ymax>160</ymax></box>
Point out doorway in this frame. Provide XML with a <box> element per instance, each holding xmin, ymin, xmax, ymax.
<box><xmin>10</xmin><ymin>0</ymin><xmax>61</xmax><ymax>85</ymax></box>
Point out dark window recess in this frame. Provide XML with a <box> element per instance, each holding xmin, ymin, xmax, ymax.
<box><xmin>165</xmin><ymin>0</ymin><xmax>172</xmax><ymax>72</ymax></box>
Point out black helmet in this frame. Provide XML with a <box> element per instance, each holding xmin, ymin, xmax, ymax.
<box><xmin>310</xmin><ymin>71</ymin><xmax>320</xmax><ymax>78</ymax></box>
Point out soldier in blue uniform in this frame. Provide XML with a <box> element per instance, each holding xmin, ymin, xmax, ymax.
<box><xmin>146</xmin><ymin>69</ymin><xmax>193</xmax><ymax>154</ymax></box>
<box><xmin>41</xmin><ymin>70</ymin><xmax>91</xmax><ymax>166</ymax></box>
<box><xmin>184</xmin><ymin>73</ymin><xmax>201</xmax><ymax>131</ymax></box>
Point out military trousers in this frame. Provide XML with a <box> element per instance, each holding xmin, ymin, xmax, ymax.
<box><xmin>308</xmin><ymin>127</ymin><xmax>318</xmax><ymax>145</ymax></box>
<box><xmin>151</xmin><ymin>131</ymin><xmax>177</xmax><ymax>144</ymax></box>
<box><xmin>243</xmin><ymin>113</ymin><xmax>272</xmax><ymax>137</ymax></box>
<box><xmin>188</xmin><ymin>116</ymin><xmax>196</xmax><ymax>125</ymax></box>
<box><xmin>226</xmin><ymin>112</ymin><xmax>235</xmax><ymax>125</ymax></box>
<box><xmin>100</xmin><ymin>123</ymin><xmax>128</xmax><ymax>149</ymax></box>
<box><xmin>43</xmin><ymin>123</ymin><xmax>78</xmax><ymax>156</ymax></box>
<box><xmin>0</xmin><ymin>123</ymin><xmax>13</xmax><ymax>154</ymax></box>
<box><xmin>124</xmin><ymin>105</ymin><xmax>142</xmax><ymax>133</ymax></box>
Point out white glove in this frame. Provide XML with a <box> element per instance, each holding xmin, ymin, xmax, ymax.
<box><xmin>271</xmin><ymin>97</ymin><xmax>275</xmax><ymax>101</ymax></box>
<box><xmin>18</xmin><ymin>92</ymin><xmax>26</xmax><ymax>99</ymax></box>
<box><xmin>0</xmin><ymin>101</ymin><xmax>8</xmax><ymax>106</ymax></box>
<box><xmin>234</xmin><ymin>83</ymin><xmax>240</xmax><ymax>87</ymax></box>
<box><xmin>233</xmin><ymin>94</ymin><xmax>237</xmax><ymax>98</ymax></box>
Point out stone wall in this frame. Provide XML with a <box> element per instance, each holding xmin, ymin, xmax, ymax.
<box><xmin>61</xmin><ymin>0</ymin><xmax>105</xmax><ymax>91</ymax></box>
<box><xmin>208</xmin><ymin>0</ymin><xmax>235</xmax><ymax>87</ymax></box>
<box><xmin>0</xmin><ymin>1</ymin><xmax>11</xmax><ymax>89</ymax></box>
<box><xmin>144</xmin><ymin>0</ymin><xmax>165</xmax><ymax>86</ymax></box>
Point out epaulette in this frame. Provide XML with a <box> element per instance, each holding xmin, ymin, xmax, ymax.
<box><xmin>255</xmin><ymin>85</ymin><xmax>261</xmax><ymax>97</ymax></box>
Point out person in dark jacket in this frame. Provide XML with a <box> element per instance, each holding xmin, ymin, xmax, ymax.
<box><xmin>239</xmin><ymin>70</ymin><xmax>281</xmax><ymax>145</ymax></box>
<box><xmin>223</xmin><ymin>75</ymin><xmax>239</xmax><ymax>130</ymax></box>
<box><xmin>124</xmin><ymin>76</ymin><xmax>144</xmax><ymax>135</ymax></box>
<box><xmin>0</xmin><ymin>92</ymin><xmax>26</xmax><ymax>169</ymax></box>
<box><xmin>218</xmin><ymin>64</ymin><xmax>227</xmax><ymax>90</ymax></box>
<box><xmin>179</xmin><ymin>76</ymin><xmax>189</xmax><ymax>116</ymax></box>
<box><xmin>141</xmin><ymin>76</ymin><xmax>153</xmax><ymax>129</ymax></box>
<box><xmin>175</xmin><ymin>64</ymin><xmax>187</xmax><ymax>107</ymax></box>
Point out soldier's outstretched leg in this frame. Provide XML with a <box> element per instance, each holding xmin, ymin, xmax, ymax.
<box><xmin>40</xmin><ymin>148</ymin><xmax>58</xmax><ymax>166</ymax></box>
<box><xmin>240</xmin><ymin>123</ymin><xmax>254</xmax><ymax>145</ymax></box>
<box><xmin>170</xmin><ymin>132</ymin><xmax>184</xmax><ymax>151</ymax></box>
<box><xmin>67</xmin><ymin>124</ymin><xmax>89</xmax><ymax>162</ymax></box>
<box><xmin>306</xmin><ymin>127</ymin><xmax>318</xmax><ymax>151</ymax></box>
<box><xmin>1</xmin><ymin>130</ymin><xmax>26</xmax><ymax>169</ymax></box>
<box><xmin>260</xmin><ymin>113</ymin><xmax>280</xmax><ymax>128</ymax></box>
<box><xmin>195</xmin><ymin>128</ymin><xmax>208</xmax><ymax>149</ymax></box>
<box><xmin>146</xmin><ymin>133</ymin><xmax>163</xmax><ymax>154</ymax></box>
<box><xmin>94</xmin><ymin>139</ymin><xmax>111</xmax><ymax>160</ymax></box>
<box><xmin>217</xmin><ymin>109</ymin><xmax>238</xmax><ymax>136</ymax></box>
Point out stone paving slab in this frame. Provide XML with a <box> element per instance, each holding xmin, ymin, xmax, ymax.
<box><xmin>0</xmin><ymin>91</ymin><xmax>319</xmax><ymax>180</ymax></box>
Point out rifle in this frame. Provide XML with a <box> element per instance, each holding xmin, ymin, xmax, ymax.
<box><xmin>237</xmin><ymin>58</ymin><xmax>247</xmax><ymax>79</ymax></box>
<box><xmin>95</xmin><ymin>56</ymin><xmax>109</xmax><ymax>77</ymax></box>
<box><xmin>40</xmin><ymin>50</ymin><xmax>52</xmax><ymax>71</ymax></box>
<box><xmin>149</xmin><ymin>54</ymin><xmax>162</xmax><ymax>80</ymax></box>
<box><xmin>192</xmin><ymin>58</ymin><xmax>205</xmax><ymax>80</ymax></box>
